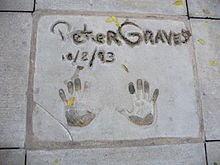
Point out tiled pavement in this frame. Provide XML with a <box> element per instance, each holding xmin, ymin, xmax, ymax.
<box><xmin>0</xmin><ymin>0</ymin><xmax>220</xmax><ymax>164</ymax></box>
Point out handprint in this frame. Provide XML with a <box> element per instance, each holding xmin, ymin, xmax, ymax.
<box><xmin>59</xmin><ymin>77</ymin><xmax>96</xmax><ymax>127</ymax></box>
<box><xmin>117</xmin><ymin>79</ymin><xmax>159</xmax><ymax>126</ymax></box>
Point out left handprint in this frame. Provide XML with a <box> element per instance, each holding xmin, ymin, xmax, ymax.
<box><xmin>59</xmin><ymin>78</ymin><xmax>96</xmax><ymax>127</ymax></box>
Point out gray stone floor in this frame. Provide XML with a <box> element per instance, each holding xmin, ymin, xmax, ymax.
<box><xmin>0</xmin><ymin>0</ymin><xmax>220</xmax><ymax>164</ymax></box>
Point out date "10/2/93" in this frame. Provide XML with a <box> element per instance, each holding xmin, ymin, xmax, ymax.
<box><xmin>62</xmin><ymin>47</ymin><xmax>115</xmax><ymax>67</ymax></box>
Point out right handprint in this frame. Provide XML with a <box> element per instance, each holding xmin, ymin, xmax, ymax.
<box><xmin>117</xmin><ymin>79</ymin><xmax>159</xmax><ymax>126</ymax></box>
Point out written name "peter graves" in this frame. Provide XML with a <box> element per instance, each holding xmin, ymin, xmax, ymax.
<box><xmin>51</xmin><ymin>21</ymin><xmax>192</xmax><ymax>47</ymax></box>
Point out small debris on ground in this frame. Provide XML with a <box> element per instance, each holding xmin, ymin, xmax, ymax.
<box><xmin>198</xmin><ymin>38</ymin><xmax>206</xmax><ymax>45</ymax></box>
<box><xmin>172</xmin><ymin>0</ymin><xmax>183</xmax><ymax>5</ymax></box>
<box><xmin>121</xmin><ymin>64</ymin><xmax>129</xmax><ymax>72</ymax></box>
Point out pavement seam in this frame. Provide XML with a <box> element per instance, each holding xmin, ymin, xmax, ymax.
<box><xmin>204</xmin><ymin>142</ymin><xmax>209</xmax><ymax>165</ymax></box>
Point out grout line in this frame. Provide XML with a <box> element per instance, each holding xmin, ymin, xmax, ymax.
<box><xmin>190</xmin><ymin>16</ymin><xmax>220</xmax><ymax>20</ymax></box>
<box><xmin>185</xmin><ymin>0</ymin><xmax>190</xmax><ymax>20</ymax></box>
<box><xmin>204</xmin><ymin>142</ymin><xmax>209</xmax><ymax>165</ymax></box>
<box><xmin>25</xmin><ymin>149</ymin><xmax>27</xmax><ymax>165</ymax></box>
<box><xmin>33</xmin><ymin>0</ymin><xmax>36</xmax><ymax>12</ymax></box>
<box><xmin>0</xmin><ymin>10</ymin><xmax>33</xmax><ymax>13</ymax></box>
<box><xmin>0</xmin><ymin>147</ymin><xmax>23</xmax><ymax>150</ymax></box>
<box><xmin>206</xmin><ymin>139</ymin><xmax>220</xmax><ymax>142</ymax></box>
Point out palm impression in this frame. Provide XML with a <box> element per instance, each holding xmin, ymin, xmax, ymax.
<box><xmin>59</xmin><ymin>78</ymin><xmax>97</xmax><ymax>127</ymax></box>
<box><xmin>117</xmin><ymin>79</ymin><xmax>159</xmax><ymax>126</ymax></box>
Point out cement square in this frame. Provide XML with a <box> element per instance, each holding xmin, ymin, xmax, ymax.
<box><xmin>207</xmin><ymin>142</ymin><xmax>220</xmax><ymax>165</ymax></box>
<box><xmin>188</xmin><ymin>0</ymin><xmax>220</xmax><ymax>18</ymax></box>
<box><xmin>28</xmin><ymin>11</ymin><xmax>202</xmax><ymax>148</ymax></box>
<box><xmin>0</xmin><ymin>13</ymin><xmax>32</xmax><ymax>148</ymax></box>
<box><xmin>0</xmin><ymin>0</ymin><xmax>34</xmax><ymax>11</ymax></box>
<box><xmin>191</xmin><ymin>19</ymin><xmax>220</xmax><ymax>140</ymax></box>
<box><xmin>0</xmin><ymin>149</ymin><xmax>25</xmax><ymax>165</ymax></box>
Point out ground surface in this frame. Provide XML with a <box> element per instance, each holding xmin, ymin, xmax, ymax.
<box><xmin>0</xmin><ymin>0</ymin><xmax>220</xmax><ymax>164</ymax></box>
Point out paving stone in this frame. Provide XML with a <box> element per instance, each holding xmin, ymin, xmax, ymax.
<box><xmin>27</xmin><ymin>143</ymin><xmax>205</xmax><ymax>165</ymax></box>
<box><xmin>0</xmin><ymin>13</ymin><xmax>32</xmax><ymax>147</ymax></box>
<box><xmin>188</xmin><ymin>0</ymin><xmax>220</xmax><ymax>18</ymax></box>
<box><xmin>191</xmin><ymin>19</ymin><xmax>220</xmax><ymax>140</ymax></box>
<box><xmin>0</xmin><ymin>149</ymin><xmax>25</xmax><ymax>165</ymax></box>
<box><xmin>28</xmin><ymin>12</ymin><xmax>202</xmax><ymax>147</ymax></box>
<box><xmin>207</xmin><ymin>142</ymin><xmax>220</xmax><ymax>165</ymax></box>
<box><xmin>36</xmin><ymin>0</ymin><xmax>187</xmax><ymax>16</ymax></box>
<box><xmin>0</xmin><ymin>0</ymin><xmax>34</xmax><ymax>11</ymax></box>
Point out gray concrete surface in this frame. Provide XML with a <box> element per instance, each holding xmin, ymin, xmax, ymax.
<box><xmin>35</xmin><ymin>0</ymin><xmax>187</xmax><ymax>16</ymax></box>
<box><xmin>28</xmin><ymin>13</ymin><xmax>201</xmax><ymax>147</ymax></box>
<box><xmin>191</xmin><ymin>19</ymin><xmax>220</xmax><ymax>140</ymax></box>
<box><xmin>0</xmin><ymin>13</ymin><xmax>32</xmax><ymax>147</ymax></box>
<box><xmin>0</xmin><ymin>149</ymin><xmax>25</xmax><ymax>165</ymax></box>
<box><xmin>32</xmin><ymin>104</ymin><xmax>72</xmax><ymax>142</ymax></box>
<box><xmin>188</xmin><ymin>0</ymin><xmax>220</xmax><ymax>18</ymax></box>
<box><xmin>0</xmin><ymin>0</ymin><xmax>220</xmax><ymax>164</ymax></box>
<box><xmin>207</xmin><ymin>142</ymin><xmax>220</xmax><ymax>165</ymax></box>
<box><xmin>0</xmin><ymin>0</ymin><xmax>34</xmax><ymax>11</ymax></box>
<box><xmin>27</xmin><ymin>143</ymin><xmax>205</xmax><ymax>165</ymax></box>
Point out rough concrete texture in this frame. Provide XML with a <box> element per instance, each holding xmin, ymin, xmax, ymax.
<box><xmin>191</xmin><ymin>19</ymin><xmax>220</xmax><ymax>140</ymax></box>
<box><xmin>29</xmin><ymin>12</ymin><xmax>201</xmax><ymax>146</ymax></box>
<box><xmin>27</xmin><ymin>143</ymin><xmax>205</xmax><ymax>165</ymax></box>
<box><xmin>207</xmin><ymin>142</ymin><xmax>220</xmax><ymax>165</ymax></box>
<box><xmin>0</xmin><ymin>0</ymin><xmax>34</xmax><ymax>11</ymax></box>
<box><xmin>0</xmin><ymin>13</ymin><xmax>32</xmax><ymax>147</ymax></box>
<box><xmin>188</xmin><ymin>0</ymin><xmax>220</xmax><ymax>18</ymax></box>
<box><xmin>0</xmin><ymin>149</ymin><xmax>25</xmax><ymax>165</ymax></box>
<box><xmin>36</xmin><ymin>0</ymin><xmax>187</xmax><ymax>16</ymax></box>
<box><xmin>33</xmin><ymin>104</ymin><xmax>72</xmax><ymax>141</ymax></box>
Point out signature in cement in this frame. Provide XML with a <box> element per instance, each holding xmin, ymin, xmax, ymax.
<box><xmin>117</xmin><ymin>79</ymin><xmax>159</xmax><ymax>126</ymax></box>
<box><xmin>50</xmin><ymin>21</ymin><xmax>191</xmax><ymax>47</ymax></box>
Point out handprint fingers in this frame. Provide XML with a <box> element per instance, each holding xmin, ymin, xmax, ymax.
<box><xmin>128</xmin><ymin>82</ymin><xmax>136</xmax><ymax>113</ymax></box>
<box><xmin>74</xmin><ymin>78</ymin><xmax>81</xmax><ymax>92</ymax></box>
<box><xmin>151</xmin><ymin>88</ymin><xmax>159</xmax><ymax>103</ymax></box>
<box><xmin>128</xmin><ymin>82</ymin><xmax>135</xmax><ymax>94</ymax></box>
<box><xmin>137</xmin><ymin>79</ymin><xmax>143</xmax><ymax>91</ymax></box>
<box><xmin>59</xmin><ymin>78</ymin><xmax>82</xmax><ymax>106</ymax></box>
<box><xmin>144</xmin><ymin>80</ymin><xmax>149</xmax><ymax>99</ymax></box>
<box><xmin>59</xmin><ymin>89</ymin><xmax>67</xmax><ymax>103</ymax></box>
<box><xmin>136</xmin><ymin>79</ymin><xmax>143</xmax><ymax>99</ymax></box>
<box><xmin>67</xmin><ymin>81</ymin><xmax>74</xmax><ymax>95</ymax></box>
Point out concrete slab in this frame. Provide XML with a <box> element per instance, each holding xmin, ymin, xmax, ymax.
<box><xmin>0</xmin><ymin>149</ymin><xmax>25</xmax><ymax>165</ymax></box>
<box><xmin>188</xmin><ymin>0</ymin><xmax>220</xmax><ymax>18</ymax></box>
<box><xmin>0</xmin><ymin>0</ymin><xmax>34</xmax><ymax>11</ymax></box>
<box><xmin>35</xmin><ymin>0</ymin><xmax>187</xmax><ymax>16</ymax></box>
<box><xmin>0</xmin><ymin>13</ymin><xmax>32</xmax><ymax>147</ymax></box>
<box><xmin>27</xmin><ymin>143</ymin><xmax>205</xmax><ymax>165</ymax></box>
<box><xmin>207</xmin><ymin>142</ymin><xmax>220</xmax><ymax>165</ymax></box>
<box><xmin>191</xmin><ymin>19</ymin><xmax>220</xmax><ymax>140</ymax></box>
<box><xmin>28</xmin><ymin>11</ymin><xmax>202</xmax><ymax>148</ymax></box>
